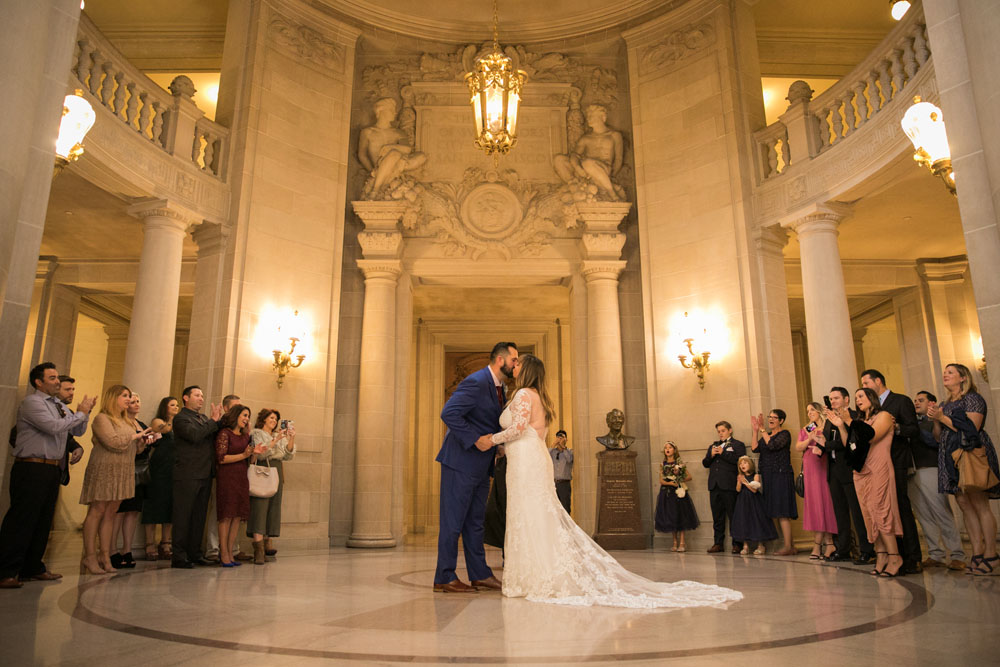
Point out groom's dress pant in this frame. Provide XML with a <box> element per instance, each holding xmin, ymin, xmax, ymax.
<box><xmin>435</xmin><ymin>464</ymin><xmax>493</xmax><ymax>585</ymax></box>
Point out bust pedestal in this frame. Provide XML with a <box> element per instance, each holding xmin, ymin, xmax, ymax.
<box><xmin>593</xmin><ymin>449</ymin><xmax>646</xmax><ymax>550</ymax></box>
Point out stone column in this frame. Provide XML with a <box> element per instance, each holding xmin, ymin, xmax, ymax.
<box><xmin>40</xmin><ymin>284</ymin><xmax>82</xmax><ymax>372</ymax></box>
<box><xmin>184</xmin><ymin>222</ymin><xmax>230</xmax><ymax>397</ymax></box>
<box><xmin>347</xmin><ymin>201</ymin><xmax>406</xmax><ymax>548</ymax></box>
<box><xmin>101</xmin><ymin>325</ymin><xmax>130</xmax><ymax>392</ymax></box>
<box><xmin>924</xmin><ymin>0</ymin><xmax>1000</xmax><ymax>428</ymax></box>
<box><xmin>782</xmin><ymin>203</ymin><xmax>857</xmax><ymax>399</ymax></box>
<box><xmin>122</xmin><ymin>200</ymin><xmax>197</xmax><ymax>417</ymax></box>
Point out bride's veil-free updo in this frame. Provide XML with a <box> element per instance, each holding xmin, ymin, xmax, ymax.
<box><xmin>512</xmin><ymin>353</ymin><xmax>556</xmax><ymax>425</ymax></box>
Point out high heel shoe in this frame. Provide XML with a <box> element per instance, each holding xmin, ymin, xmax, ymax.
<box><xmin>972</xmin><ymin>555</ymin><xmax>999</xmax><ymax>576</ymax></box>
<box><xmin>120</xmin><ymin>552</ymin><xmax>136</xmax><ymax>569</ymax></box>
<box><xmin>145</xmin><ymin>543</ymin><xmax>158</xmax><ymax>561</ymax></box>
<box><xmin>823</xmin><ymin>541</ymin><xmax>837</xmax><ymax>560</ymax></box>
<box><xmin>80</xmin><ymin>556</ymin><xmax>105</xmax><ymax>575</ymax></box>
<box><xmin>109</xmin><ymin>553</ymin><xmax>125</xmax><ymax>570</ymax></box>
<box><xmin>965</xmin><ymin>554</ymin><xmax>985</xmax><ymax>575</ymax></box>
<box><xmin>809</xmin><ymin>543</ymin><xmax>823</xmax><ymax>560</ymax></box>
<box><xmin>872</xmin><ymin>551</ymin><xmax>888</xmax><ymax>576</ymax></box>
<box><xmin>880</xmin><ymin>555</ymin><xmax>904</xmax><ymax>577</ymax></box>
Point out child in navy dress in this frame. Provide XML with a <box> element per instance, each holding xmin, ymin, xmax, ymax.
<box><xmin>655</xmin><ymin>442</ymin><xmax>700</xmax><ymax>551</ymax></box>
<box><xmin>732</xmin><ymin>455</ymin><xmax>778</xmax><ymax>555</ymax></box>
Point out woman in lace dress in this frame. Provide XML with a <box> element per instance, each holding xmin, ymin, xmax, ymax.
<box><xmin>485</xmin><ymin>353</ymin><xmax>742</xmax><ymax>609</ymax></box>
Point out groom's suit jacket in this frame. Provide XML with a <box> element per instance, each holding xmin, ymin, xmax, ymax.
<box><xmin>436</xmin><ymin>366</ymin><xmax>503</xmax><ymax>478</ymax></box>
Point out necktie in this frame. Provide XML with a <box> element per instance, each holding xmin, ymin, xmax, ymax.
<box><xmin>497</xmin><ymin>384</ymin><xmax>504</xmax><ymax>407</ymax></box>
<box><xmin>54</xmin><ymin>400</ymin><xmax>66</xmax><ymax>418</ymax></box>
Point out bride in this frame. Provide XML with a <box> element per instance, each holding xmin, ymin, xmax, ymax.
<box><xmin>485</xmin><ymin>353</ymin><xmax>743</xmax><ymax>609</ymax></box>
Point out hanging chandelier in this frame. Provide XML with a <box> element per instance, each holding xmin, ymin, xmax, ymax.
<box><xmin>465</xmin><ymin>0</ymin><xmax>526</xmax><ymax>158</ymax></box>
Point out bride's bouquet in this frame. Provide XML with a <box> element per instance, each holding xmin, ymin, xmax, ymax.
<box><xmin>663</xmin><ymin>461</ymin><xmax>690</xmax><ymax>498</ymax></box>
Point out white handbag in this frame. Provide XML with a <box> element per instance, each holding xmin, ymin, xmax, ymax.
<box><xmin>248</xmin><ymin>459</ymin><xmax>279</xmax><ymax>498</ymax></box>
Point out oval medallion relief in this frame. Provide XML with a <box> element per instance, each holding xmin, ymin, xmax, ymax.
<box><xmin>460</xmin><ymin>184</ymin><xmax>523</xmax><ymax>240</ymax></box>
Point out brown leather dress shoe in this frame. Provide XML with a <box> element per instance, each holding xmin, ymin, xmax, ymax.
<box><xmin>0</xmin><ymin>577</ymin><xmax>24</xmax><ymax>589</ymax></box>
<box><xmin>731</xmin><ymin>545</ymin><xmax>742</xmax><ymax>554</ymax></box>
<box><xmin>707</xmin><ymin>544</ymin><xmax>723</xmax><ymax>553</ymax></box>
<box><xmin>471</xmin><ymin>576</ymin><xmax>503</xmax><ymax>591</ymax></box>
<box><xmin>20</xmin><ymin>571</ymin><xmax>62</xmax><ymax>582</ymax></box>
<box><xmin>947</xmin><ymin>559</ymin><xmax>967</xmax><ymax>571</ymax></box>
<box><xmin>921</xmin><ymin>558</ymin><xmax>945</xmax><ymax>568</ymax></box>
<box><xmin>433</xmin><ymin>579</ymin><xmax>477</xmax><ymax>593</ymax></box>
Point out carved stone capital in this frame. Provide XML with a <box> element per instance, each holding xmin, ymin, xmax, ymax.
<box><xmin>575</xmin><ymin>202</ymin><xmax>633</xmax><ymax>232</ymax></box>
<box><xmin>127</xmin><ymin>198</ymin><xmax>201</xmax><ymax>232</ymax></box>
<box><xmin>352</xmin><ymin>200</ymin><xmax>409</xmax><ymax>232</ymax></box>
<box><xmin>358</xmin><ymin>231</ymin><xmax>403</xmax><ymax>259</ymax></box>
<box><xmin>356</xmin><ymin>259</ymin><xmax>403</xmax><ymax>282</ymax></box>
<box><xmin>780</xmin><ymin>201</ymin><xmax>852</xmax><ymax>236</ymax></box>
<box><xmin>916</xmin><ymin>255</ymin><xmax>968</xmax><ymax>285</ymax></box>
<box><xmin>581</xmin><ymin>260</ymin><xmax>627</xmax><ymax>282</ymax></box>
<box><xmin>581</xmin><ymin>232</ymin><xmax>627</xmax><ymax>261</ymax></box>
<box><xmin>753</xmin><ymin>224</ymin><xmax>789</xmax><ymax>256</ymax></box>
<box><xmin>190</xmin><ymin>221</ymin><xmax>230</xmax><ymax>257</ymax></box>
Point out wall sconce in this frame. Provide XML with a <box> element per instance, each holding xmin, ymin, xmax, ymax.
<box><xmin>890</xmin><ymin>0</ymin><xmax>911</xmax><ymax>21</ymax></box>
<box><xmin>973</xmin><ymin>336</ymin><xmax>989</xmax><ymax>383</ymax></box>
<box><xmin>269</xmin><ymin>310</ymin><xmax>306</xmax><ymax>388</ymax></box>
<box><xmin>900</xmin><ymin>96</ymin><xmax>955</xmax><ymax>196</ymax></box>
<box><xmin>54</xmin><ymin>90</ymin><xmax>95</xmax><ymax>178</ymax></box>
<box><xmin>675</xmin><ymin>311</ymin><xmax>712</xmax><ymax>389</ymax></box>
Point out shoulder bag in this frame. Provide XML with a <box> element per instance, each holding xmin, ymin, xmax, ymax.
<box><xmin>248</xmin><ymin>458</ymin><xmax>279</xmax><ymax>498</ymax></box>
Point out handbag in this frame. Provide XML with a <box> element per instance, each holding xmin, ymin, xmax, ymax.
<box><xmin>134</xmin><ymin>451</ymin><xmax>151</xmax><ymax>487</ymax></box>
<box><xmin>248</xmin><ymin>459</ymin><xmax>279</xmax><ymax>498</ymax></box>
<box><xmin>952</xmin><ymin>447</ymin><xmax>1000</xmax><ymax>492</ymax></box>
<box><xmin>794</xmin><ymin>470</ymin><xmax>805</xmax><ymax>498</ymax></box>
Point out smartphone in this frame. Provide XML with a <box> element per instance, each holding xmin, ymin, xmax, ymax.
<box><xmin>823</xmin><ymin>395</ymin><xmax>832</xmax><ymax>410</ymax></box>
<box><xmin>280</xmin><ymin>419</ymin><xmax>288</xmax><ymax>430</ymax></box>
<box><xmin>805</xmin><ymin>423</ymin><xmax>816</xmax><ymax>433</ymax></box>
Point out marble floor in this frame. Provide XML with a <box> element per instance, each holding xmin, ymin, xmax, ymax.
<box><xmin>1</xmin><ymin>539</ymin><xmax>998</xmax><ymax>666</ymax></box>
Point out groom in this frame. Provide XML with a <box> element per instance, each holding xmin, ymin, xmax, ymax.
<box><xmin>433</xmin><ymin>341</ymin><xmax>518</xmax><ymax>593</ymax></box>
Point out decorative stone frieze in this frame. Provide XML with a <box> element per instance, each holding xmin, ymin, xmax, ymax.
<box><xmin>638</xmin><ymin>22</ymin><xmax>716</xmax><ymax>75</ymax></box>
<box><xmin>267</xmin><ymin>15</ymin><xmax>346</xmax><ymax>73</ymax></box>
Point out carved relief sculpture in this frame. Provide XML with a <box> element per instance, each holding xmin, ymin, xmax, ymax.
<box><xmin>553</xmin><ymin>104</ymin><xmax>625</xmax><ymax>202</ymax></box>
<box><xmin>358</xmin><ymin>97</ymin><xmax>427</xmax><ymax>200</ymax></box>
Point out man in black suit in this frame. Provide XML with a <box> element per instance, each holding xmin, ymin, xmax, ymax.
<box><xmin>702</xmin><ymin>420</ymin><xmax>745</xmax><ymax>554</ymax></box>
<box><xmin>170</xmin><ymin>385</ymin><xmax>223</xmax><ymax>568</ymax></box>
<box><xmin>861</xmin><ymin>369</ymin><xmax>923</xmax><ymax>574</ymax></box>
<box><xmin>823</xmin><ymin>386</ymin><xmax>874</xmax><ymax>563</ymax></box>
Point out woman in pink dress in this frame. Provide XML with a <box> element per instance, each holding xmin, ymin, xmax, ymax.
<box><xmin>846</xmin><ymin>387</ymin><xmax>903</xmax><ymax>577</ymax></box>
<box><xmin>795</xmin><ymin>402</ymin><xmax>838</xmax><ymax>559</ymax></box>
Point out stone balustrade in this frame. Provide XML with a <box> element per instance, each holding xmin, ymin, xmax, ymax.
<box><xmin>754</xmin><ymin>3</ymin><xmax>929</xmax><ymax>182</ymax></box>
<box><xmin>72</xmin><ymin>13</ymin><xmax>228</xmax><ymax>180</ymax></box>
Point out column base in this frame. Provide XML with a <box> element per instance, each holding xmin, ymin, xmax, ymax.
<box><xmin>345</xmin><ymin>534</ymin><xmax>397</xmax><ymax>548</ymax></box>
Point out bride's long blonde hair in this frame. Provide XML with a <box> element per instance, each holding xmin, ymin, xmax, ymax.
<box><xmin>512</xmin><ymin>353</ymin><xmax>556</xmax><ymax>425</ymax></box>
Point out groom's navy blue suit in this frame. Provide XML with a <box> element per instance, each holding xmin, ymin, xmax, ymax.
<box><xmin>434</xmin><ymin>366</ymin><xmax>502</xmax><ymax>585</ymax></box>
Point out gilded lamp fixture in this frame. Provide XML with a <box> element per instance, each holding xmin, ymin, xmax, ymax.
<box><xmin>54</xmin><ymin>89</ymin><xmax>96</xmax><ymax>178</ymax></box>
<box><xmin>271</xmin><ymin>310</ymin><xmax>306</xmax><ymax>388</ymax></box>
<box><xmin>900</xmin><ymin>96</ymin><xmax>956</xmax><ymax>195</ymax></box>
<box><xmin>890</xmin><ymin>0</ymin><xmax>911</xmax><ymax>21</ymax></box>
<box><xmin>465</xmin><ymin>0</ymin><xmax>526</xmax><ymax>159</ymax></box>
<box><xmin>676</xmin><ymin>312</ymin><xmax>712</xmax><ymax>389</ymax></box>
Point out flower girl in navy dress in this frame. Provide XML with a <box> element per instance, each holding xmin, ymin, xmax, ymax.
<box><xmin>654</xmin><ymin>442</ymin><xmax>699</xmax><ymax>552</ymax></box>
<box><xmin>732</xmin><ymin>455</ymin><xmax>777</xmax><ymax>555</ymax></box>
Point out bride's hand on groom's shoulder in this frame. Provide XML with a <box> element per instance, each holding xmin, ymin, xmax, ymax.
<box><xmin>474</xmin><ymin>434</ymin><xmax>494</xmax><ymax>451</ymax></box>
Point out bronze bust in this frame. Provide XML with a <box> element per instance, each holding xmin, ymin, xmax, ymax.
<box><xmin>596</xmin><ymin>408</ymin><xmax>634</xmax><ymax>450</ymax></box>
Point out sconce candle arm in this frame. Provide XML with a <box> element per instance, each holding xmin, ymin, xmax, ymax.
<box><xmin>677</xmin><ymin>338</ymin><xmax>711</xmax><ymax>390</ymax></box>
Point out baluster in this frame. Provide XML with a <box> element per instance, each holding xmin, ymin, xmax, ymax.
<box><xmin>75</xmin><ymin>39</ymin><xmax>92</xmax><ymax>88</ymax></box>
<box><xmin>912</xmin><ymin>25</ymin><xmax>929</xmax><ymax>66</ymax></box>
<box><xmin>889</xmin><ymin>50</ymin><xmax>905</xmax><ymax>97</ymax></box>
<box><xmin>137</xmin><ymin>92</ymin><xmax>151</xmax><ymax>137</ymax></box>
<box><xmin>877</xmin><ymin>60</ymin><xmax>892</xmax><ymax>109</ymax></box>
<box><xmin>902</xmin><ymin>37</ymin><xmax>917</xmax><ymax>80</ymax></box>
<box><xmin>192</xmin><ymin>129</ymin><xmax>202</xmax><ymax>163</ymax></box>
<box><xmin>853</xmin><ymin>81</ymin><xmax>869</xmax><ymax>126</ymax></box>
<box><xmin>844</xmin><ymin>93</ymin><xmax>858</xmax><ymax>135</ymax></box>
<box><xmin>151</xmin><ymin>102</ymin><xmax>165</xmax><ymax>146</ymax></box>
<box><xmin>125</xmin><ymin>83</ymin><xmax>139</xmax><ymax>128</ymax></box>
<box><xmin>766</xmin><ymin>141</ymin><xmax>778</xmax><ymax>178</ymax></box>
<box><xmin>816</xmin><ymin>110</ymin><xmax>830</xmax><ymax>151</ymax></box>
<box><xmin>99</xmin><ymin>63</ymin><xmax>115</xmax><ymax>108</ymax></box>
<box><xmin>831</xmin><ymin>104</ymin><xmax>844</xmax><ymax>143</ymax></box>
<box><xmin>113</xmin><ymin>72</ymin><xmax>128</xmax><ymax>117</ymax></box>
<box><xmin>87</xmin><ymin>51</ymin><xmax>103</xmax><ymax>96</ymax></box>
<box><xmin>779</xmin><ymin>129</ymin><xmax>790</xmax><ymax>170</ymax></box>
<box><xmin>203</xmin><ymin>134</ymin><xmax>216</xmax><ymax>174</ymax></box>
<box><xmin>866</xmin><ymin>71</ymin><xmax>881</xmax><ymax>113</ymax></box>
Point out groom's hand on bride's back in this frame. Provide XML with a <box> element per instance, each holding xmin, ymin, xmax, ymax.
<box><xmin>474</xmin><ymin>434</ymin><xmax>494</xmax><ymax>451</ymax></box>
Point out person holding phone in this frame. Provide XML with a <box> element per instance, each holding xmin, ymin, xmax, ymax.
<box><xmin>248</xmin><ymin>409</ymin><xmax>295</xmax><ymax>564</ymax></box>
<box><xmin>750</xmin><ymin>409</ymin><xmax>797</xmax><ymax>556</ymax></box>
<box><xmin>796</xmin><ymin>402</ymin><xmax>838</xmax><ymax>559</ymax></box>
<box><xmin>822</xmin><ymin>387</ymin><xmax>874</xmax><ymax>563</ymax></box>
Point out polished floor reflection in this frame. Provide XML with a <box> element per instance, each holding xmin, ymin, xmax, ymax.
<box><xmin>1</xmin><ymin>538</ymin><xmax>998</xmax><ymax>665</ymax></box>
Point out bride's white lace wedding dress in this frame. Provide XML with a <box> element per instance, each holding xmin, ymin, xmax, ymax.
<box><xmin>491</xmin><ymin>388</ymin><xmax>743</xmax><ymax>609</ymax></box>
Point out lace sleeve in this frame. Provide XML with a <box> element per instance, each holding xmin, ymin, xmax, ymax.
<box><xmin>491</xmin><ymin>389</ymin><xmax>531</xmax><ymax>445</ymax></box>
<box><xmin>215</xmin><ymin>429</ymin><xmax>231</xmax><ymax>464</ymax></box>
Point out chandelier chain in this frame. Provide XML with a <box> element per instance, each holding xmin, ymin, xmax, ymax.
<box><xmin>492</xmin><ymin>0</ymin><xmax>499</xmax><ymax>52</ymax></box>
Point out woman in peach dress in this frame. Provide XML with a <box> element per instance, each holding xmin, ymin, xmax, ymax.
<box><xmin>845</xmin><ymin>387</ymin><xmax>903</xmax><ymax>577</ymax></box>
